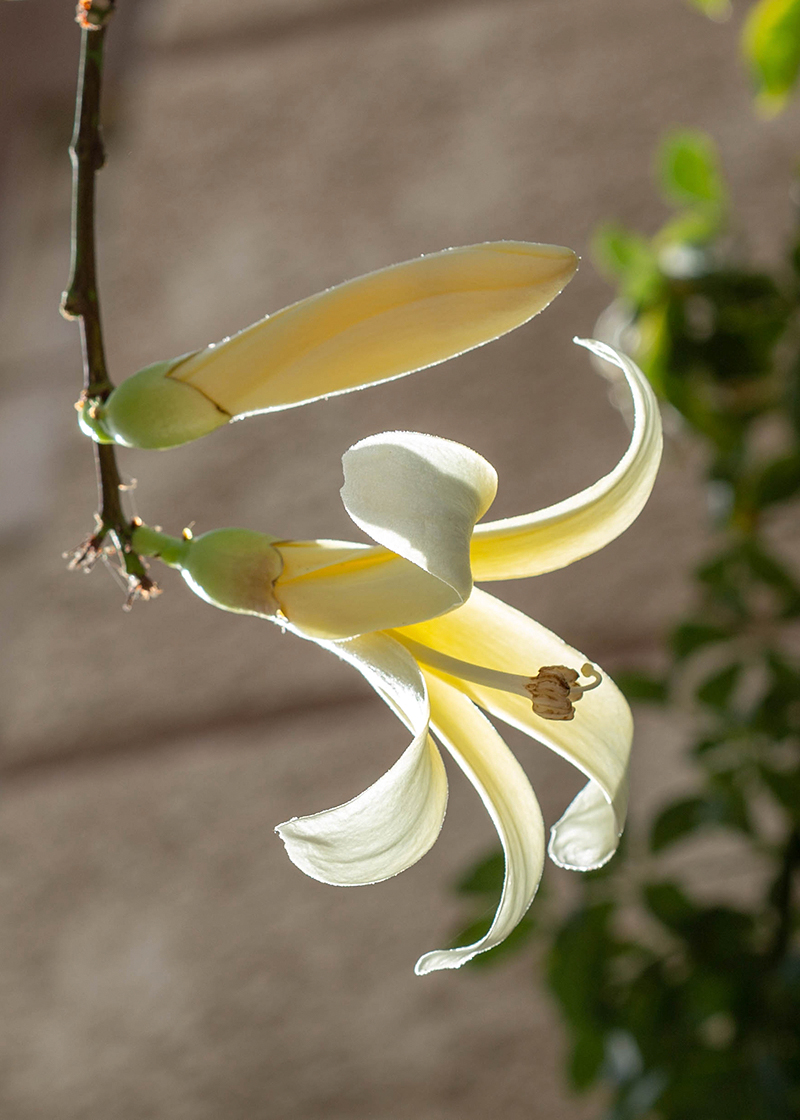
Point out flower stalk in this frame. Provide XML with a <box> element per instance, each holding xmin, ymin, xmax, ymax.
<box><xmin>61</xmin><ymin>0</ymin><xmax>156</xmax><ymax>604</ymax></box>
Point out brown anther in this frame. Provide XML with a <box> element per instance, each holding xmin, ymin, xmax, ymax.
<box><xmin>525</xmin><ymin>664</ymin><xmax>601</xmax><ymax>721</ymax></box>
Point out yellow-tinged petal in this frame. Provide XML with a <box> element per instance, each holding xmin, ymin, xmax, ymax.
<box><xmin>169</xmin><ymin>241</ymin><xmax>578</xmax><ymax>418</ymax></box>
<box><xmin>415</xmin><ymin>674</ymin><xmax>545</xmax><ymax>974</ymax></box>
<box><xmin>275</xmin><ymin>632</ymin><xmax>448</xmax><ymax>885</ymax></box>
<box><xmin>341</xmin><ymin>431</ymin><xmax>497</xmax><ymax>605</ymax></box>
<box><xmin>470</xmin><ymin>339</ymin><xmax>662</xmax><ymax>580</ymax></box>
<box><xmin>274</xmin><ymin>543</ymin><xmax>460</xmax><ymax>639</ymax></box>
<box><xmin>395</xmin><ymin>588</ymin><xmax>631</xmax><ymax>866</ymax></box>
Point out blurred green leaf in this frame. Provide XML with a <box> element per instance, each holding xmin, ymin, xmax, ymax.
<box><xmin>548</xmin><ymin>903</ymin><xmax>614</xmax><ymax>1024</ymax></box>
<box><xmin>671</xmin><ymin>621</ymin><xmax>731</xmax><ymax>659</ymax></box>
<box><xmin>752</xmin><ymin>652</ymin><xmax>800</xmax><ymax>734</ymax></box>
<box><xmin>455</xmin><ymin>849</ymin><xmax>505</xmax><ymax>895</ymax></box>
<box><xmin>593</xmin><ymin>222</ymin><xmax>661</xmax><ymax>304</ymax></box>
<box><xmin>685</xmin><ymin>908</ymin><xmax>755</xmax><ymax>968</ymax></box>
<box><xmin>658</xmin><ymin>130</ymin><xmax>726</xmax><ymax>210</ymax></box>
<box><xmin>571</xmin><ymin>1027</ymin><xmax>606</xmax><ymax>1090</ymax></box>
<box><xmin>650</xmin><ymin>798</ymin><xmax>707</xmax><ymax>851</ymax></box>
<box><xmin>696</xmin><ymin>663</ymin><xmax>741</xmax><ymax>710</ymax></box>
<box><xmin>615</xmin><ymin>670</ymin><xmax>670</xmax><ymax>703</ymax></box>
<box><xmin>657</xmin><ymin>209</ymin><xmax>720</xmax><ymax>249</ymax></box>
<box><xmin>650</xmin><ymin>785</ymin><xmax>751</xmax><ymax>852</ymax></box>
<box><xmin>644</xmin><ymin>882</ymin><xmax>698</xmax><ymax>931</ymax></box>
<box><xmin>760</xmin><ymin>766</ymin><xmax>800</xmax><ymax>820</ymax></box>
<box><xmin>743</xmin><ymin>0</ymin><xmax>800</xmax><ymax>111</ymax></box>
<box><xmin>707</xmin><ymin>772</ymin><xmax>752</xmax><ymax>834</ymax></box>
<box><xmin>753</xmin><ymin>453</ymin><xmax>800</xmax><ymax>506</ymax></box>
<box><xmin>743</xmin><ymin>543</ymin><xmax>800</xmax><ymax>616</ymax></box>
<box><xmin>686</xmin><ymin>0</ymin><xmax>732</xmax><ymax>20</ymax></box>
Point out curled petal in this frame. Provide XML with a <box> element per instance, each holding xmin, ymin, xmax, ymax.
<box><xmin>341</xmin><ymin>430</ymin><xmax>498</xmax><ymax>605</ymax></box>
<box><xmin>275</xmin><ymin>632</ymin><xmax>448</xmax><ymax>885</ymax></box>
<box><xmin>415</xmin><ymin>674</ymin><xmax>545</xmax><ymax>974</ymax></box>
<box><xmin>274</xmin><ymin>430</ymin><xmax>498</xmax><ymax>638</ymax></box>
<box><xmin>470</xmin><ymin>339</ymin><xmax>662</xmax><ymax>580</ymax></box>
<box><xmin>396</xmin><ymin>589</ymin><xmax>631</xmax><ymax>866</ymax></box>
<box><xmin>548</xmin><ymin>779</ymin><xmax>626</xmax><ymax>871</ymax></box>
<box><xmin>171</xmin><ymin>241</ymin><xmax>578</xmax><ymax>418</ymax></box>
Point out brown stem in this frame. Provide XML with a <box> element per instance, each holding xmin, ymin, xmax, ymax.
<box><xmin>61</xmin><ymin>19</ymin><xmax>111</xmax><ymax>396</ymax></box>
<box><xmin>61</xmin><ymin>2</ymin><xmax>158</xmax><ymax>605</ymax></box>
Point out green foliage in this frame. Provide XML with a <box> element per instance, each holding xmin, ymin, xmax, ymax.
<box><xmin>550</xmin><ymin>130</ymin><xmax>800</xmax><ymax>1116</ymax></box>
<box><xmin>614</xmin><ymin>670</ymin><xmax>669</xmax><ymax>703</ymax></box>
<box><xmin>454</xmin><ymin>123</ymin><xmax>800</xmax><ymax>1118</ymax></box>
<box><xmin>658</xmin><ymin>130</ymin><xmax>726</xmax><ymax>212</ymax></box>
<box><xmin>593</xmin><ymin>224</ymin><xmax>661</xmax><ymax>305</ymax></box>
<box><xmin>670</xmin><ymin>621</ymin><xmax>731</xmax><ymax>659</ymax></box>
<box><xmin>650</xmin><ymin>781</ymin><xmax>751</xmax><ymax>851</ymax></box>
<box><xmin>743</xmin><ymin>0</ymin><xmax>800</xmax><ymax>112</ymax></box>
<box><xmin>685</xmin><ymin>0</ymin><xmax>732</xmax><ymax>20</ymax></box>
<box><xmin>696</xmin><ymin>662</ymin><xmax>741</xmax><ymax>710</ymax></box>
<box><xmin>691</xmin><ymin>0</ymin><xmax>800</xmax><ymax>112</ymax></box>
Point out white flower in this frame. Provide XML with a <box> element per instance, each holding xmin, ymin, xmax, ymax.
<box><xmin>133</xmin><ymin>339</ymin><xmax>662</xmax><ymax>975</ymax></box>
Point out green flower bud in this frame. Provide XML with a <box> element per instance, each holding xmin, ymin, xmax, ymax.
<box><xmin>98</xmin><ymin>359</ymin><xmax>231</xmax><ymax>449</ymax></box>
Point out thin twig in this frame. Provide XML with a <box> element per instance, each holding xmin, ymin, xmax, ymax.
<box><xmin>60</xmin><ymin>0</ymin><xmax>158</xmax><ymax>605</ymax></box>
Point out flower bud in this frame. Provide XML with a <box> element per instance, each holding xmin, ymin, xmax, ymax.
<box><xmin>91</xmin><ymin>241</ymin><xmax>578</xmax><ymax>450</ymax></box>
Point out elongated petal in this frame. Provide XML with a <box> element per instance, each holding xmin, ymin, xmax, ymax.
<box><xmin>275</xmin><ymin>631</ymin><xmax>448</xmax><ymax>884</ymax></box>
<box><xmin>341</xmin><ymin>431</ymin><xmax>497</xmax><ymax>605</ymax></box>
<box><xmin>415</xmin><ymin>674</ymin><xmax>545</xmax><ymax>974</ymax></box>
<box><xmin>470</xmin><ymin>339</ymin><xmax>662</xmax><ymax>580</ymax></box>
<box><xmin>170</xmin><ymin>242</ymin><xmax>578</xmax><ymax>417</ymax></box>
<box><xmin>273</xmin><ymin>540</ymin><xmax>463</xmax><ymax>639</ymax></box>
<box><xmin>396</xmin><ymin>588</ymin><xmax>631</xmax><ymax>868</ymax></box>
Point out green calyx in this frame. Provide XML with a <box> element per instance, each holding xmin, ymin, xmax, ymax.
<box><xmin>82</xmin><ymin>357</ymin><xmax>231</xmax><ymax>450</ymax></box>
<box><xmin>134</xmin><ymin>525</ymin><xmax>283</xmax><ymax>617</ymax></box>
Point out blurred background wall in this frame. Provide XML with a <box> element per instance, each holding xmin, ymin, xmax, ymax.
<box><xmin>1</xmin><ymin>1</ymin><xmax>798</xmax><ymax>1117</ymax></box>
